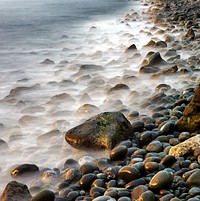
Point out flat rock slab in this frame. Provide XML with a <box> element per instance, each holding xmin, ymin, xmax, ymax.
<box><xmin>65</xmin><ymin>112</ymin><xmax>133</xmax><ymax>150</ymax></box>
<box><xmin>169</xmin><ymin>134</ymin><xmax>200</xmax><ymax>157</ymax></box>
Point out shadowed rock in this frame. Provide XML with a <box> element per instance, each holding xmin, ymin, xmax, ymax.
<box><xmin>0</xmin><ymin>181</ymin><xmax>32</xmax><ymax>201</ymax></box>
<box><xmin>176</xmin><ymin>85</ymin><xmax>200</xmax><ymax>133</ymax></box>
<box><xmin>65</xmin><ymin>112</ymin><xmax>133</xmax><ymax>150</ymax></box>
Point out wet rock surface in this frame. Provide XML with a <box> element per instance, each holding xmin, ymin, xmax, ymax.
<box><xmin>0</xmin><ymin>181</ymin><xmax>32</xmax><ymax>201</ymax></box>
<box><xmin>176</xmin><ymin>85</ymin><xmax>200</xmax><ymax>133</ymax></box>
<box><xmin>65</xmin><ymin>112</ymin><xmax>133</xmax><ymax>150</ymax></box>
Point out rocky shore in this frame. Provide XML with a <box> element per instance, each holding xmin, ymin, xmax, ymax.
<box><xmin>1</xmin><ymin>0</ymin><xmax>200</xmax><ymax>200</ymax></box>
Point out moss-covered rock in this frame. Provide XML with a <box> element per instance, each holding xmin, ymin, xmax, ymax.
<box><xmin>65</xmin><ymin>112</ymin><xmax>133</xmax><ymax>150</ymax></box>
<box><xmin>176</xmin><ymin>85</ymin><xmax>200</xmax><ymax>133</ymax></box>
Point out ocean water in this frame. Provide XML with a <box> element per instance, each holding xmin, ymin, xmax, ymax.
<box><xmin>0</xmin><ymin>0</ymin><xmax>191</xmax><ymax>194</ymax></box>
<box><xmin>0</xmin><ymin>0</ymin><xmax>145</xmax><ymax>192</ymax></box>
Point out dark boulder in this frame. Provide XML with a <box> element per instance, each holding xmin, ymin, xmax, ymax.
<box><xmin>176</xmin><ymin>85</ymin><xmax>200</xmax><ymax>133</ymax></box>
<box><xmin>0</xmin><ymin>181</ymin><xmax>32</xmax><ymax>201</ymax></box>
<box><xmin>65</xmin><ymin>112</ymin><xmax>133</xmax><ymax>150</ymax></box>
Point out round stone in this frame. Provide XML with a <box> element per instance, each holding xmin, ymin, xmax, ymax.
<box><xmin>131</xmin><ymin>185</ymin><xmax>148</xmax><ymax>200</ymax></box>
<box><xmin>138</xmin><ymin>190</ymin><xmax>155</xmax><ymax>201</ymax></box>
<box><xmin>79</xmin><ymin>173</ymin><xmax>97</xmax><ymax>190</ymax></box>
<box><xmin>11</xmin><ymin>164</ymin><xmax>39</xmax><ymax>178</ymax></box>
<box><xmin>118</xmin><ymin>166</ymin><xmax>141</xmax><ymax>182</ymax></box>
<box><xmin>80</xmin><ymin>162</ymin><xmax>99</xmax><ymax>174</ymax></box>
<box><xmin>149</xmin><ymin>170</ymin><xmax>174</xmax><ymax>189</ymax></box>
<box><xmin>144</xmin><ymin>162</ymin><xmax>159</xmax><ymax>172</ymax></box>
<box><xmin>92</xmin><ymin>195</ymin><xmax>116</xmax><ymax>201</ymax></box>
<box><xmin>146</xmin><ymin>141</ymin><xmax>163</xmax><ymax>152</ymax></box>
<box><xmin>186</xmin><ymin>170</ymin><xmax>200</xmax><ymax>187</ymax></box>
<box><xmin>61</xmin><ymin>168</ymin><xmax>82</xmax><ymax>183</ymax></box>
<box><xmin>160</xmin><ymin>155</ymin><xmax>176</xmax><ymax>166</ymax></box>
<box><xmin>31</xmin><ymin>190</ymin><xmax>55</xmax><ymax>201</ymax></box>
<box><xmin>110</xmin><ymin>145</ymin><xmax>128</xmax><ymax>161</ymax></box>
<box><xmin>189</xmin><ymin>187</ymin><xmax>200</xmax><ymax>197</ymax></box>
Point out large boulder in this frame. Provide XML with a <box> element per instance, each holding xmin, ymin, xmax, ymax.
<box><xmin>65</xmin><ymin>112</ymin><xmax>133</xmax><ymax>150</ymax></box>
<box><xmin>176</xmin><ymin>85</ymin><xmax>200</xmax><ymax>133</ymax></box>
<box><xmin>0</xmin><ymin>181</ymin><xmax>32</xmax><ymax>201</ymax></box>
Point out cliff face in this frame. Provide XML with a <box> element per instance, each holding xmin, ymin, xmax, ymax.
<box><xmin>176</xmin><ymin>85</ymin><xmax>200</xmax><ymax>133</ymax></box>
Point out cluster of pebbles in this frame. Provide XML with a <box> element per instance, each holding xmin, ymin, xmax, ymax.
<box><xmin>1</xmin><ymin>0</ymin><xmax>200</xmax><ymax>200</ymax></box>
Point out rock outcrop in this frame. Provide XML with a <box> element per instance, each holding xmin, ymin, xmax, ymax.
<box><xmin>176</xmin><ymin>85</ymin><xmax>200</xmax><ymax>133</ymax></box>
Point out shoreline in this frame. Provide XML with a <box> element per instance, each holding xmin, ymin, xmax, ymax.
<box><xmin>1</xmin><ymin>0</ymin><xmax>200</xmax><ymax>200</ymax></box>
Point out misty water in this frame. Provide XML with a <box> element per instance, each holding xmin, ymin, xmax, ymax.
<box><xmin>0</xmin><ymin>0</ymin><xmax>193</xmax><ymax>193</ymax></box>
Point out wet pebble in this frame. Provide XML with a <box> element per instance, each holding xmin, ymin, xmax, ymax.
<box><xmin>189</xmin><ymin>187</ymin><xmax>200</xmax><ymax>197</ymax></box>
<box><xmin>138</xmin><ymin>190</ymin><xmax>155</xmax><ymax>201</ymax></box>
<box><xmin>110</xmin><ymin>145</ymin><xmax>128</xmax><ymax>161</ymax></box>
<box><xmin>61</xmin><ymin>168</ymin><xmax>82</xmax><ymax>183</ymax></box>
<box><xmin>79</xmin><ymin>173</ymin><xmax>97</xmax><ymax>190</ymax></box>
<box><xmin>31</xmin><ymin>189</ymin><xmax>55</xmax><ymax>201</ymax></box>
<box><xmin>186</xmin><ymin>170</ymin><xmax>200</xmax><ymax>187</ymax></box>
<box><xmin>92</xmin><ymin>195</ymin><xmax>116</xmax><ymax>201</ymax></box>
<box><xmin>146</xmin><ymin>140</ymin><xmax>163</xmax><ymax>152</ymax></box>
<box><xmin>80</xmin><ymin>162</ymin><xmax>99</xmax><ymax>174</ymax></box>
<box><xmin>144</xmin><ymin>162</ymin><xmax>159</xmax><ymax>172</ymax></box>
<box><xmin>131</xmin><ymin>185</ymin><xmax>148</xmax><ymax>200</ymax></box>
<box><xmin>11</xmin><ymin>164</ymin><xmax>39</xmax><ymax>178</ymax></box>
<box><xmin>149</xmin><ymin>170</ymin><xmax>174</xmax><ymax>189</ymax></box>
<box><xmin>118</xmin><ymin>166</ymin><xmax>141</xmax><ymax>182</ymax></box>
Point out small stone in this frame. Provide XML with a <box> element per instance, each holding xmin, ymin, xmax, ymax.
<box><xmin>11</xmin><ymin>164</ymin><xmax>39</xmax><ymax>178</ymax></box>
<box><xmin>61</xmin><ymin>168</ymin><xmax>82</xmax><ymax>183</ymax></box>
<box><xmin>31</xmin><ymin>189</ymin><xmax>55</xmax><ymax>201</ymax></box>
<box><xmin>79</xmin><ymin>173</ymin><xmax>97</xmax><ymax>190</ymax></box>
<box><xmin>0</xmin><ymin>181</ymin><xmax>32</xmax><ymax>201</ymax></box>
<box><xmin>131</xmin><ymin>185</ymin><xmax>148</xmax><ymax>200</ymax></box>
<box><xmin>125</xmin><ymin>44</ymin><xmax>137</xmax><ymax>52</ymax></box>
<box><xmin>138</xmin><ymin>190</ymin><xmax>155</xmax><ymax>201</ymax></box>
<box><xmin>160</xmin><ymin>155</ymin><xmax>176</xmax><ymax>166</ymax></box>
<box><xmin>189</xmin><ymin>187</ymin><xmax>200</xmax><ymax>197</ymax></box>
<box><xmin>149</xmin><ymin>170</ymin><xmax>174</xmax><ymax>189</ymax></box>
<box><xmin>110</xmin><ymin>145</ymin><xmax>128</xmax><ymax>161</ymax></box>
<box><xmin>186</xmin><ymin>170</ymin><xmax>200</xmax><ymax>187</ymax></box>
<box><xmin>80</xmin><ymin>162</ymin><xmax>99</xmax><ymax>174</ymax></box>
<box><xmin>118</xmin><ymin>166</ymin><xmax>141</xmax><ymax>182</ymax></box>
<box><xmin>92</xmin><ymin>195</ymin><xmax>116</xmax><ymax>201</ymax></box>
<box><xmin>144</xmin><ymin>162</ymin><xmax>159</xmax><ymax>172</ymax></box>
<box><xmin>40</xmin><ymin>59</ymin><xmax>55</xmax><ymax>65</ymax></box>
<box><xmin>146</xmin><ymin>141</ymin><xmax>163</xmax><ymax>152</ymax></box>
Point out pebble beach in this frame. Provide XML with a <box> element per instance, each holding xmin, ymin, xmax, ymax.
<box><xmin>0</xmin><ymin>0</ymin><xmax>200</xmax><ymax>200</ymax></box>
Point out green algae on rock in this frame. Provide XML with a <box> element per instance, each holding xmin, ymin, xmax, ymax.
<box><xmin>65</xmin><ymin>112</ymin><xmax>133</xmax><ymax>150</ymax></box>
<box><xmin>176</xmin><ymin>85</ymin><xmax>200</xmax><ymax>133</ymax></box>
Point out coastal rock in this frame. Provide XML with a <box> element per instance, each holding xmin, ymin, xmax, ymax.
<box><xmin>169</xmin><ymin>134</ymin><xmax>200</xmax><ymax>157</ymax></box>
<box><xmin>65</xmin><ymin>112</ymin><xmax>133</xmax><ymax>150</ymax></box>
<box><xmin>11</xmin><ymin>164</ymin><xmax>39</xmax><ymax>178</ymax></box>
<box><xmin>118</xmin><ymin>166</ymin><xmax>141</xmax><ymax>182</ymax></box>
<box><xmin>31</xmin><ymin>189</ymin><xmax>55</xmax><ymax>201</ymax></box>
<box><xmin>149</xmin><ymin>170</ymin><xmax>174</xmax><ymax>189</ymax></box>
<box><xmin>0</xmin><ymin>181</ymin><xmax>32</xmax><ymax>201</ymax></box>
<box><xmin>0</xmin><ymin>139</ymin><xmax>9</xmax><ymax>150</ymax></box>
<box><xmin>125</xmin><ymin>44</ymin><xmax>137</xmax><ymax>52</ymax></box>
<box><xmin>186</xmin><ymin>170</ymin><xmax>200</xmax><ymax>187</ymax></box>
<box><xmin>40</xmin><ymin>59</ymin><xmax>55</xmax><ymax>65</ymax></box>
<box><xmin>139</xmin><ymin>65</ymin><xmax>160</xmax><ymax>74</ymax></box>
<box><xmin>176</xmin><ymin>85</ymin><xmax>200</xmax><ymax>133</ymax></box>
